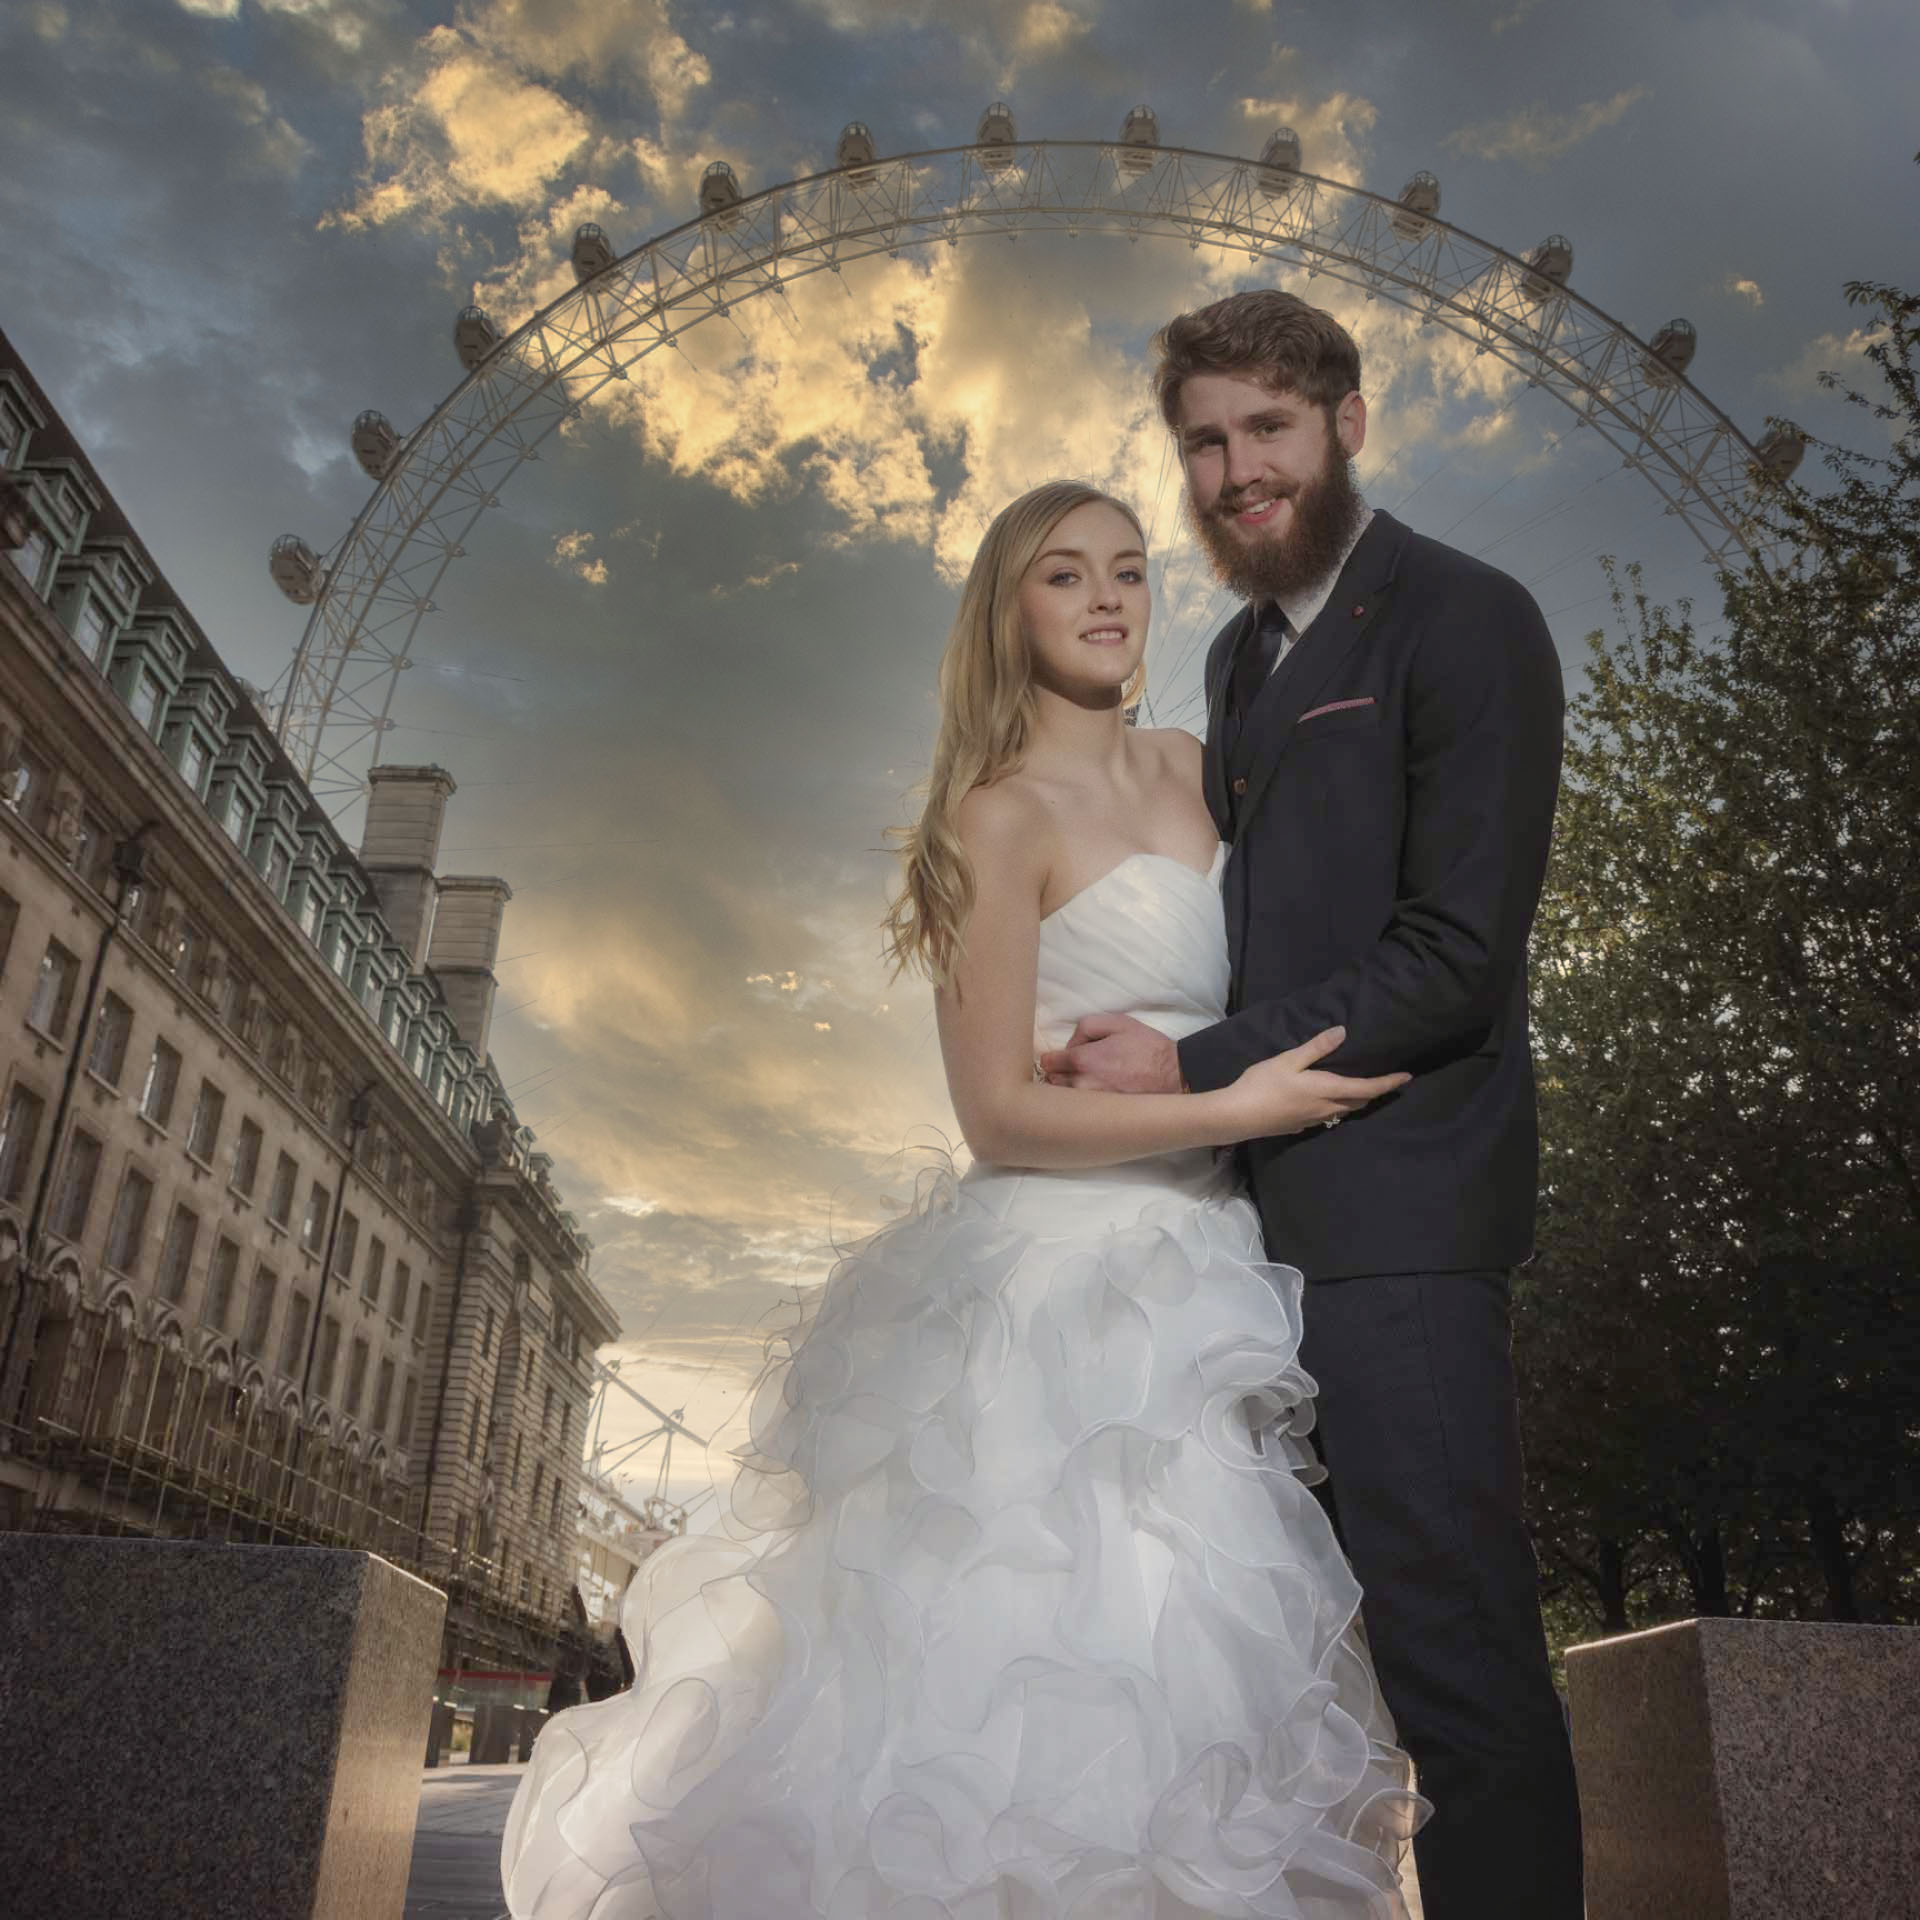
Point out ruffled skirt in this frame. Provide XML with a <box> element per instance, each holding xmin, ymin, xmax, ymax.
<box><xmin>502</xmin><ymin>1152</ymin><xmax>1425</xmax><ymax>1919</ymax></box>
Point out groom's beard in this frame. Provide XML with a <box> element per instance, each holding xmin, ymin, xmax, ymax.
<box><xmin>1187</xmin><ymin>429</ymin><xmax>1366</xmax><ymax>606</ymax></box>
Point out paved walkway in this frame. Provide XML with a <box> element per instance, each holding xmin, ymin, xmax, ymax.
<box><xmin>402</xmin><ymin>1761</ymin><xmax>1424</xmax><ymax>1918</ymax></box>
<box><xmin>405</xmin><ymin>1764</ymin><xmax>521</xmax><ymax>1920</ymax></box>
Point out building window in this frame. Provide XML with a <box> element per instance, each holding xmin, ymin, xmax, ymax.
<box><xmin>139</xmin><ymin>1037</ymin><xmax>181</xmax><ymax>1128</ymax></box>
<box><xmin>0</xmin><ymin>1081</ymin><xmax>47</xmax><ymax>1201</ymax></box>
<box><xmin>518</xmin><ymin>1561</ymin><xmax>532</xmax><ymax>1605</ymax></box>
<box><xmin>28</xmin><ymin>940</ymin><xmax>81</xmax><ymax>1039</ymax></box>
<box><xmin>129</xmin><ymin>670</ymin><xmax>163</xmax><ymax>735</ymax></box>
<box><xmin>78</xmin><ymin>597</ymin><xmax>113</xmax><ymax>665</ymax></box>
<box><xmin>541</xmin><ymin>1385</ymin><xmax>554</xmax><ymax>1436</ymax></box>
<box><xmin>344</xmin><ymin>1336</ymin><xmax>369</xmax><ymax>1419</ymax></box>
<box><xmin>156</xmin><ymin>1202</ymin><xmax>198</xmax><ymax>1301</ymax></box>
<box><xmin>398</xmin><ymin>1372</ymin><xmax>418</xmax><ymax>1446</ymax></box>
<box><xmin>371</xmin><ymin>1355</ymin><xmax>396</xmax><ymax>1434</ymax></box>
<box><xmin>172</xmin><ymin>918</ymin><xmax>201</xmax><ymax>986</ymax></box>
<box><xmin>264</xmin><ymin>842</ymin><xmax>291</xmax><ymax>899</ymax></box>
<box><xmin>413</xmin><ymin>1282</ymin><xmax>432</xmax><ymax>1344</ymax></box>
<box><xmin>242</xmin><ymin>1267</ymin><xmax>277</xmax><ymax>1356</ymax></box>
<box><xmin>298</xmin><ymin>888</ymin><xmax>321</xmax><ymax>939</ymax></box>
<box><xmin>481</xmin><ymin>1305</ymin><xmax>494</xmax><ymax>1358</ymax></box>
<box><xmin>230</xmin><ymin>1116</ymin><xmax>263</xmax><ymax>1197</ymax></box>
<box><xmin>267</xmin><ymin>1150</ymin><xmax>297</xmax><ymax>1227</ymax></box>
<box><xmin>186</xmin><ymin>1079</ymin><xmax>225</xmax><ymax>1160</ymax></box>
<box><xmin>203</xmin><ymin>1236</ymin><xmax>241</xmax><ymax>1330</ymax></box>
<box><xmin>87</xmin><ymin>992</ymin><xmax>133</xmax><ymax>1085</ymax></box>
<box><xmin>9</xmin><ymin>523</ymin><xmax>52</xmax><ymax>594</ymax></box>
<box><xmin>530</xmin><ymin>1462</ymin><xmax>543</xmax><ymax>1512</ymax></box>
<box><xmin>390</xmin><ymin>1259</ymin><xmax>411</xmax><ymax>1325</ymax></box>
<box><xmin>178</xmin><ymin>734</ymin><xmax>208</xmax><ymax>795</ymax></box>
<box><xmin>106</xmin><ymin>1167</ymin><xmax>156</xmax><ymax>1274</ymax></box>
<box><xmin>302</xmin><ymin>1181</ymin><xmax>330</xmax><ymax>1254</ymax></box>
<box><xmin>0</xmin><ymin>888</ymin><xmax>17</xmax><ymax>976</ymax></box>
<box><xmin>560</xmin><ymin>1404</ymin><xmax>572</xmax><ymax>1451</ymax></box>
<box><xmin>362</xmin><ymin>1236</ymin><xmax>385</xmax><ymax>1307</ymax></box>
<box><xmin>466</xmin><ymin>1401</ymin><xmax>481</xmax><ymax>1461</ymax></box>
<box><xmin>279</xmin><ymin>1291</ymin><xmax>311</xmax><ymax>1379</ymax></box>
<box><xmin>510</xmin><ymin>1433</ymin><xmax>523</xmax><ymax>1492</ymax></box>
<box><xmin>333</xmin><ymin>1209</ymin><xmax>359</xmax><ymax>1280</ymax></box>
<box><xmin>549</xmin><ymin>1481</ymin><xmax>562</xmax><ymax>1537</ymax></box>
<box><xmin>50</xmin><ymin>1129</ymin><xmax>102</xmax><ymax>1241</ymax></box>
<box><xmin>315</xmin><ymin>1313</ymin><xmax>342</xmax><ymax>1400</ymax></box>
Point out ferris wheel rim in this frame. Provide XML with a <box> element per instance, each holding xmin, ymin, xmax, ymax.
<box><xmin>276</xmin><ymin>135</ymin><xmax>1792</xmax><ymax>794</ymax></box>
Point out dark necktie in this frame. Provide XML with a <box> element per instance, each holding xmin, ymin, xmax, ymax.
<box><xmin>1226</xmin><ymin>603</ymin><xmax>1291</xmax><ymax>766</ymax></box>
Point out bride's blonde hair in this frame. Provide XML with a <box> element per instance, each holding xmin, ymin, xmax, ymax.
<box><xmin>883</xmin><ymin>480</ymin><xmax>1147</xmax><ymax>985</ymax></box>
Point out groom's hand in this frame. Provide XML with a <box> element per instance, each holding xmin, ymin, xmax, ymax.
<box><xmin>1038</xmin><ymin>1012</ymin><xmax>1182</xmax><ymax>1094</ymax></box>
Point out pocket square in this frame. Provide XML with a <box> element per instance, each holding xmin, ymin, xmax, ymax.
<box><xmin>1297</xmin><ymin>696</ymin><xmax>1376</xmax><ymax>724</ymax></box>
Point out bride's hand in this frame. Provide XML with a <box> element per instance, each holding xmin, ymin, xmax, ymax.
<box><xmin>1225</xmin><ymin>1027</ymin><xmax>1410</xmax><ymax>1139</ymax></box>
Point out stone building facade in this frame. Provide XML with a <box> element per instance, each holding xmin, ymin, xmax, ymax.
<box><xmin>0</xmin><ymin>328</ymin><xmax>620</xmax><ymax>1691</ymax></box>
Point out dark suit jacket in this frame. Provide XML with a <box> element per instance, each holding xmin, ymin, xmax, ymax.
<box><xmin>1175</xmin><ymin>509</ymin><xmax>1564</xmax><ymax>1280</ymax></box>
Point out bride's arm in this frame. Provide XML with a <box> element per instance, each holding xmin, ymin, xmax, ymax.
<box><xmin>937</xmin><ymin>785</ymin><xmax>1402</xmax><ymax>1170</ymax></box>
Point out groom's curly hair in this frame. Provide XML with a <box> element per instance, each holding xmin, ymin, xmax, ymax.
<box><xmin>1152</xmin><ymin>291</ymin><xmax>1361</xmax><ymax>427</ymax></box>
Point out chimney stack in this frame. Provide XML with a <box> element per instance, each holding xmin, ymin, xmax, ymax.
<box><xmin>427</xmin><ymin>875</ymin><xmax>512</xmax><ymax>1059</ymax></box>
<box><xmin>359</xmin><ymin>765</ymin><xmax>456</xmax><ymax>968</ymax></box>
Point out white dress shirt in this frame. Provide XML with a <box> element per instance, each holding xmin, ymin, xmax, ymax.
<box><xmin>1264</xmin><ymin>504</ymin><xmax>1374</xmax><ymax>671</ymax></box>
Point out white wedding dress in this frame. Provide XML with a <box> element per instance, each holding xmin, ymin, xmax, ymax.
<box><xmin>502</xmin><ymin>845</ymin><xmax>1425</xmax><ymax>1919</ymax></box>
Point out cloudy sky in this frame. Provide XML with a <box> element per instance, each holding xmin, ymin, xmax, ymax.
<box><xmin>3</xmin><ymin>0</ymin><xmax>1912</xmax><ymax>1515</ymax></box>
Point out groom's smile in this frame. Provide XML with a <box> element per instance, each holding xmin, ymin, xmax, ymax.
<box><xmin>1176</xmin><ymin>370</ymin><xmax>1369</xmax><ymax>604</ymax></box>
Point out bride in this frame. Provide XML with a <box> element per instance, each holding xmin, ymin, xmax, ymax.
<box><xmin>502</xmin><ymin>481</ymin><xmax>1427</xmax><ymax>1919</ymax></box>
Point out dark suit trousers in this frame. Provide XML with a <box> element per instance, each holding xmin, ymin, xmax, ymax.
<box><xmin>1298</xmin><ymin>1270</ymin><xmax>1584</xmax><ymax>1920</ymax></box>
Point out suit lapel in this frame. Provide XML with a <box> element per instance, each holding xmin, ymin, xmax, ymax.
<box><xmin>1202</xmin><ymin>603</ymin><xmax>1255</xmax><ymax>838</ymax></box>
<box><xmin>1232</xmin><ymin>512</ymin><xmax>1408</xmax><ymax>837</ymax></box>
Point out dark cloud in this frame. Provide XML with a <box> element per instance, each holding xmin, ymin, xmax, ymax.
<box><xmin>6</xmin><ymin>0</ymin><xmax>1913</xmax><ymax>1504</ymax></box>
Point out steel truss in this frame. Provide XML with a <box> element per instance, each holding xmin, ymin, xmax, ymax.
<box><xmin>275</xmin><ymin>139</ymin><xmax>1791</xmax><ymax>797</ymax></box>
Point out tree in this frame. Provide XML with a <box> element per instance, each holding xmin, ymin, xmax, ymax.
<box><xmin>1521</xmin><ymin>282</ymin><xmax>1920</xmax><ymax>1642</ymax></box>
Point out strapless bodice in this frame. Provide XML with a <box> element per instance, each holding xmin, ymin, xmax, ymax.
<box><xmin>964</xmin><ymin>841</ymin><xmax>1232</xmax><ymax>1226</ymax></box>
<box><xmin>1033</xmin><ymin>841</ymin><xmax>1230</xmax><ymax>1053</ymax></box>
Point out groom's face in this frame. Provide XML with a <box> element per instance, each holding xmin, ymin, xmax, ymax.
<box><xmin>1176</xmin><ymin>371</ymin><xmax>1367</xmax><ymax>603</ymax></box>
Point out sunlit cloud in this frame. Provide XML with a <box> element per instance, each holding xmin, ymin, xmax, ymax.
<box><xmin>551</xmin><ymin>528</ymin><xmax>610</xmax><ymax>583</ymax></box>
<box><xmin>326</xmin><ymin>24</ymin><xmax>593</xmax><ymax>228</ymax></box>
<box><xmin>1726</xmin><ymin>275</ymin><xmax>1765</xmax><ymax>308</ymax></box>
<box><xmin>1444</xmin><ymin>87</ymin><xmax>1648</xmax><ymax>168</ymax></box>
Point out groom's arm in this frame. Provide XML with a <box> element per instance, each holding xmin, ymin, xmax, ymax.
<box><xmin>1178</xmin><ymin>570</ymin><xmax>1564</xmax><ymax>1091</ymax></box>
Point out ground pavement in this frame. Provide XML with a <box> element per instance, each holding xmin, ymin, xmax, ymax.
<box><xmin>405</xmin><ymin>1764</ymin><xmax>521</xmax><ymax>1920</ymax></box>
<box><xmin>402</xmin><ymin>1762</ymin><xmax>1425</xmax><ymax>1919</ymax></box>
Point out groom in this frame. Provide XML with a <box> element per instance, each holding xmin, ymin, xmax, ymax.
<box><xmin>1040</xmin><ymin>291</ymin><xmax>1584</xmax><ymax>1918</ymax></box>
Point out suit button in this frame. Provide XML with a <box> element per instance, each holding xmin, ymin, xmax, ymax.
<box><xmin>1231</xmin><ymin>776</ymin><xmax>1248</xmax><ymax>796</ymax></box>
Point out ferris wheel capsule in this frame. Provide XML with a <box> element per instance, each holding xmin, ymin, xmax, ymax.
<box><xmin>351</xmin><ymin>410</ymin><xmax>399</xmax><ymax>480</ymax></box>
<box><xmin>1752</xmin><ymin>423</ymin><xmax>1807</xmax><ymax>485</ymax></box>
<box><xmin>1391</xmin><ymin>171</ymin><xmax>1441</xmax><ymax>240</ymax></box>
<box><xmin>1645</xmin><ymin>317</ymin><xmax>1697</xmax><ymax>383</ymax></box>
<box><xmin>699</xmin><ymin>160</ymin><xmax>744</xmax><ymax>226</ymax></box>
<box><xmin>975</xmin><ymin>102</ymin><xmax>1017</xmax><ymax>171</ymax></box>
<box><xmin>572</xmin><ymin>222</ymin><xmax>616</xmax><ymax>282</ymax></box>
<box><xmin>1118</xmin><ymin>105</ymin><xmax>1160</xmax><ymax>175</ymax></box>
<box><xmin>454</xmin><ymin>306</ymin><xmax>502</xmax><ymax>372</ymax></box>
<box><xmin>1522</xmin><ymin>234</ymin><xmax>1573</xmax><ymax>301</ymax></box>
<box><xmin>269</xmin><ymin>534</ymin><xmax>324</xmax><ymax>605</ymax></box>
<box><xmin>836</xmin><ymin>121</ymin><xmax>879</xmax><ymax>183</ymax></box>
<box><xmin>1257</xmin><ymin>128</ymin><xmax>1303</xmax><ymax>197</ymax></box>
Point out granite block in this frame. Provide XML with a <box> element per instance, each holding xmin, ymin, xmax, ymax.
<box><xmin>0</xmin><ymin>1536</ymin><xmax>446</xmax><ymax>1920</ymax></box>
<box><xmin>1567</xmin><ymin>1616</ymin><xmax>1920</xmax><ymax>1920</ymax></box>
<box><xmin>426</xmin><ymin>1699</ymin><xmax>456</xmax><ymax>1766</ymax></box>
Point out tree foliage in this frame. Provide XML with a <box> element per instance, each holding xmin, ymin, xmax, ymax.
<box><xmin>1520</xmin><ymin>281</ymin><xmax>1920</xmax><ymax>1643</ymax></box>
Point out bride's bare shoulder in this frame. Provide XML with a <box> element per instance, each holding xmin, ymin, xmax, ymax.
<box><xmin>1137</xmin><ymin>726</ymin><xmax>1205</xmax><ymax>776</ymax></box>
<box><xmin>955</xmin><ymin>776</ymin><xmax>1057</xmax><ymax>884</ymax></box>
